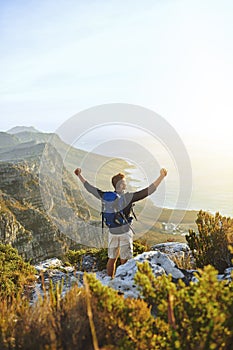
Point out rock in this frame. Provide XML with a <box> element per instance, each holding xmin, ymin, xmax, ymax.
<box><xmin>30</xmin><ymin>249</ymin><xmax>233</xmax><ymax>303</ymax></box>
<box><xmin>151</xmin><ymin>241</ymin><xmax>195</xmax><ymax>270</ymax></box>
<box><xmin>34</xmin><ymin>258</ymin><xmax>63</xmax><ymax>272</ymax></box>
<box><xmin>77</xmin><ymin>254</ymin><xmax>98</xmax><ymax>272</ymax></box>
<box><xmin>109</xmin><ymin>251</ymin><xmax>185</xmax><ymax>298</ymax></box>
<box><xmin>151</xmin><ymin>242</ymin><xmax>190</xmax><ymax>257</ymax></box>
<box><xmin>222</xmin><ymin>267</ymin><xmax>233</xmax><ymax>281</ymax></box>
<box><xmin>109</xmin><ymin>260</ymin><xmax>164</xmax><ymax>298</ymax></box>
<box><xmin>31</xmin><ymin>258</ymin><xmax>84</xmax><ymax>303</ymax></box>
<box><xmin>224</xmin><ymin>267</ymin><xmax>233</xmax><ymax>276</ymax></box>
<box><xmin>96</xmin><ymin>271</ymin><xmax>112</xmax><ymax>286</ymax></box>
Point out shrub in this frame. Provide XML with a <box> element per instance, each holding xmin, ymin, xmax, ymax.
<box><xmin>85</xmin><ymin>273</ymin><xmax>161</xmax><ymax>349</ymax></box>
<box><xmin>0</xmin><ymin>263</ymin><xmax>233</xmax><ymax>349</ymax></box>
<box><xmin>185</xmin><ymin>211</ymin><xmax>233</xmax><ymax>272</ymax></box>
<box><xmin>135</xmin><ymin>261</ymin><xmax>233</xmax><ymax>350</ymax></box>
<box><xmin>64</xmin><ymin>247</ymin><xmax>108</xmax><ymax>271</ymax></box>
<box><xmin>0</xmin><ymin>244</ymin><xmax>36</xmax><ymax>298</ymax></box>
<box><xmin>133</xmin><ymin>239</ymin><xmax>150</xmax><ymax>256</ymax></box>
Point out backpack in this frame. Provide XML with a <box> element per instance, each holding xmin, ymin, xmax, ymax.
<box><xmin>101</xmin><ymin>191</ymin><xmax>137</xmax><ymax>233</ymax></box>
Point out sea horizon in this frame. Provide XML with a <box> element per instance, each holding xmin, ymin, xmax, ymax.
<box><xmin>76</xmin><ymin>140</ymin><xmax>233</xmax><ymax>218</ymax></box>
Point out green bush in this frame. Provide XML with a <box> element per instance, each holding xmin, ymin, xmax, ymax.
<box><xmin>0</xmin><ymin>262</ymin><xmax>233</xmax><ymax>349</ymax></box>
<box><xmin>135</xmin><ymin>261</ymin><xmax>233</xmax><ymax>349</ymax></box>
<box><xmin>186</xmin><ymin>211</ymin><xmax>233</xmax><ymax>272</ymax></box>
<box><xmin>85</xmin><ymin>272</ymin><xmax>164</xmax><ymax>350</ymax></box>
<box><xmin>64</xmin><ymin>247</ymin><xmax>108</xmax><ymax>271</ymax></box>
<box><xmin>133</xmin><ymin>239</ymin><xmax>150</xmax><ymax>256</ymax></box>
<box><xmin>0</xmin><ymin>244</ymin><xmax>36</xmax><ymax>298</ymax></box>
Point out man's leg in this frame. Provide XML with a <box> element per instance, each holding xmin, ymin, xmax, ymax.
<box><xmin>107</xmin><ymin>235</ymin><xmax>119</xmax><ymax>278</ymax></box>
<box><xmin>119</xmin><ymin>230</ymin><xmax>133</xmax><ymax>266</ymax></box>
<box><xmin>107</xmin><ymin>258</ymin><xmax>117</xmax><ymax>277</ymax></box>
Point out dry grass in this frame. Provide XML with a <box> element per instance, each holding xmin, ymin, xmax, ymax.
<box><xmin>170</xmin><ymin>254</ymin><xmax>195</xmax><ymax>270</ymax></box>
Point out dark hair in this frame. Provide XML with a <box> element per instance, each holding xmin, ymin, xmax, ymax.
<box><xmin>111</xmin><ymin>173</ymin><xmax>125</xmax><ymax>189</ymax></box>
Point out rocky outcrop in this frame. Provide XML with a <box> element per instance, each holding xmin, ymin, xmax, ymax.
<box><xmin>0</xmin><ymin>192</ymin><xmax>31</xmax><ymax>245</ymax></box>
<box><xmin>31</xmin><ymin>242</ymin><xmax>233</xmax><ymax>303</ymax></box>
<box><xmin>0</xmin><ymin>190</ymin><xmax>68</xmax><ymax>262</ymax></box>
<box><xmin>109</xmin><ymin>250</ymin><xmax>189</xmax><ymax>298</ymax></box>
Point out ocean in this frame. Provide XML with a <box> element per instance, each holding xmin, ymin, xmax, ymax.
<box><xmin>74</xmin><ymin>137</ymin><xmax>233</xmax><ymax>218</ymax></box>
<box><xmin>127</xmin><ymin>159</ymin><xmax>233</xmax><ymax>218</ymax></box>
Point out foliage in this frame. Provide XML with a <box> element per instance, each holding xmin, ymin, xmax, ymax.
<box><xmin>85</xmin><ymin>273</ymin><xmax>160</xmax><ymax>350</ymax></box>
<box><xmin>170</xmin><ymin>253</ymin><xmax>195</xmax><ymax>270</ymax></box>
<box><xmin>135</xmin><ymin>261</ymin><xmax>233</xmax><ymax>349</ymax></box>
<box><xmin>1</xmin><ymin>220</ymin><xmax>233</xmax><ymax>349</ymax></box>
<box><xmin>133</xmin><ymin>239</ymin><xmax>150</xmax><ymax>256</ymax></box>
<box><xmin>64</xmin><ymin>247</ymin><xmax>108</xmax><ymax>271</ymax></box>
<box><xmin>1</xmin><ymin>263</ymin><xmax>233</xmax><ymax>350</ymax></box>
<box><xmin>0</xmin><ymin>244</ymin><xmax>36</xmax><ymax>298</ymax></box>
<box><xmin>186</xmin><ymin>210</ymin><xmax>233</xmax><ymax>272</ymax></box>
<box><xmin>0</xmin><ymin>260</ymin><xmax>233</xmax><ymax>349</ymax></box>
<box><xmin>0</xmin><ymin>282</ymin><xmax>91</xmax><ymax>350</ymax></box>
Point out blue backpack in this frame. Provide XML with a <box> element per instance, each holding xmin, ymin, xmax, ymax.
<box><xmin>101</xmin><ymin>192</ymin><xmax>137</xmax><ymax>233</ymax></box>
<box><xmin>101</xmin><ymin>191</ymin><xmax>127</xmax><ymax>228</ymax></box>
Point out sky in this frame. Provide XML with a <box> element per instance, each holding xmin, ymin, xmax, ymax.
<box><xmin>1</xmin><ymin>0</ymin><xmax>232</xmax><ymax>139</ymax></box>
<box><xmin>1</xmin><ymin>0</ymin><xmax>233</xmax><ymax>215</ymax></box>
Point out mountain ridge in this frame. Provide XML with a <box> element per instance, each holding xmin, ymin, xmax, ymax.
<box><xmin>7</xmin><ymin>126</ymin><xmax>40</xmax><ymax>134</ymax></box>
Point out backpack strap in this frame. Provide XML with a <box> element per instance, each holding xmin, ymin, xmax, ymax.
<box><xmin>101</xmin><ymin>201</ymin><xmax>104</xmax><ymax>235</ymax></box>
<box><xmin>131</xmin><ymin>203</ymin><xmax>138</xmax><ymax>221</ymax></box>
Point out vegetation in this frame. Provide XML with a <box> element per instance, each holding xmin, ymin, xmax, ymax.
<box><xmin>134</xmin><ymin>262</ymin><xmax>233</xmax><ymax>349</ymax></box>
<box><xmin>186</xmin><ymin>210</ymin><xmax>233</xmax><ymax>272</ymax></box>
<box><xmin>0</xmin><ymin>261</ymin><xmax>233</xmax><ymax>349</ymax></box>
<box><xmin>1</xmin><ymin>212</ymin><xmax>233</xmax><ymax>349</ymax></box>
<box><xmin>64</xmin><ymin>247</ymin><xmax>108</xmax><ymax>271</ymax></box>
<box><xmin>0</xmin><ymin>244</ymin><xmax>36</xmax><ymax>298</ymax></box>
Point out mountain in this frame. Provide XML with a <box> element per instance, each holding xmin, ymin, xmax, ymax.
<box><xmin>7</xmin><ymin>126</ymin><xmax>40</xmax><ymax>134</ymax></box>
<box><xmin>0</xmin><ymin>142</ymin><xmax>106</xmax><ymax>262</ymax></box>
<box><xmin>0</xmin><ymin>129</ymin><xmax>132</xmax><ymax>262</ymax></box>
<box><xmin>0</xmin><ymin>132</ymin><xmax>19</xmax><ymax>149</ymax></box>
<box><xmin>0</xmin><ymin>129</ymin><xmax>131</xmax><ymax>182</ymax></box>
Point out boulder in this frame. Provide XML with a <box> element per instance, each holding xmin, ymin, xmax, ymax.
<box><xmin>151</xmin><ymin>242</ymin><xmax>191</xmax><ymax>257</ymax></box>
<box><xmin>109</xmin><ymin>250</ymin><xmax>185</xmax><ymax>298</ymax></box>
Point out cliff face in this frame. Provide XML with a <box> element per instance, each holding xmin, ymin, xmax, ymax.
<box><xmin>0</xmin><ymin>191</ymin><xmax>66</xmax><ymax>262</ymax></box>
<box><xmin>0</xmin><ymin>137</ymin><xmax>106</xmax><ymax>263</ymax></box>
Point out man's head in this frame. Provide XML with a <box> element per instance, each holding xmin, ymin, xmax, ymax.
<box><xmin>111</xmin><ymin>173</ymin><xmax>126</xmax><ymax>193</ymax></box>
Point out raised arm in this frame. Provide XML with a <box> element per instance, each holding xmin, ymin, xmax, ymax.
<box><xmin>152</xmin><ymin>168</ymin><xmax>167</xmax><ymax>189</ymax></box>
<box><xmin>74</xmin><ymin>168</ymin><xmax>104</xmax><ymax>199</ymax></box>
<box><xmin>131</xmin><ymin>168</ymin><xmax>167</xmax><ymax>202</ymax></box>
<box><xmin>74</xmin><ymin>168</ymin><xmax>87</xmax><ymax>184</ymax></box>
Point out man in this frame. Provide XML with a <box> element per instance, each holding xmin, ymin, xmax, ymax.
<box><xmin>74</xmin><ymin>167</ymin><xmax>167</xmax><ymax>277</ymax></box>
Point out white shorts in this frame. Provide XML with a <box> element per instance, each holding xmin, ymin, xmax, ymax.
<box><xmin>108</xmin><ymin>230</ymin><xmax>133</xmax><ymax>260</ymax></box>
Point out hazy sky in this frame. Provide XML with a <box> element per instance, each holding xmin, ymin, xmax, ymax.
<box><xmin>1</xmin><ymin>0</ymin><xmax>233</xmax><ymax>153</ymax></box>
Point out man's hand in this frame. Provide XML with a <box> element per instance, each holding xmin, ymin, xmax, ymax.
<box><xmin>74</xmin><ymin>168</ymin><xmax>81</xmax><ymax>176</ymax></box>
<box><xmin>160</xmin><ymin>168</ymin><xmax>167</xmax><ymax>177</ymax></box>
<box><xmin>74</xmin><ymin>168</ymin><xmax>86</xmax><ymax>184</ymax></box>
